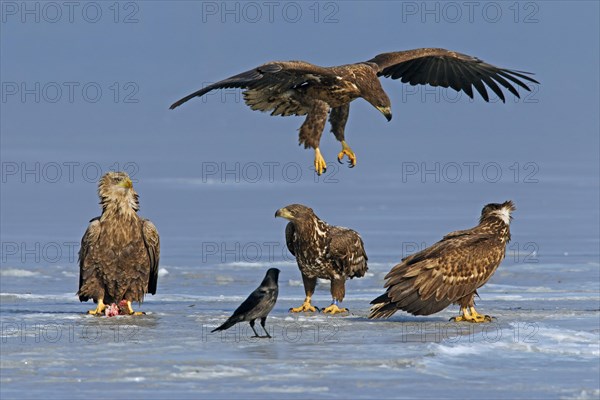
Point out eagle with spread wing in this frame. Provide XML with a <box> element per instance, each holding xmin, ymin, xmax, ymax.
<box><xmin>78</xmin><ymin>172</ymin><xmax>160</xmax><ymax>316</ymax></box>
<box><xmin>369</xmin><ymin>201</ymin><xmax>515</xmax><ymax>323</ymax></box>
<box><xmin>170</xmin><ymin>48</ymin><xmax>538</xmax><ymax>175</ymax></box>
<box><xmin>275</xmin><ymin>204</ymin><xmax>368</xmax><ymax>314</ymax></box>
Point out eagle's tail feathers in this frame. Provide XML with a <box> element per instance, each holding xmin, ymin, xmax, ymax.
<box><xmin>368</xmin><ymin>293</ymin><xmax>397</xmax><ymax>319</ymax></box>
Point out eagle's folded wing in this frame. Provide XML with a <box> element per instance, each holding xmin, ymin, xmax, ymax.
<box><xmin>384</xmin><ymin>233</ymin><xmax>501</xmax><ymax>310</ymax></box>
<box><xmin>142</xmin><ymin>219</ymin><xmax>160</xmax><ymax>295</ymax></box>
<box><xmin>284</xmin><ymin>222</ymin><xmax>296</xmax><ymax>257</ymax></box>
<box><xmin>78</xmin><ymin>217</ymin><xmax>101</xmax><ymax>300</ymax></box>
<box><xmin>328</xmin><ymin>227</ymin><xmax>368</xmax><ymax>279</ymax></box>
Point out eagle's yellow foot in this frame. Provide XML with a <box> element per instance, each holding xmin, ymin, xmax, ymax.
<box><xmin>450</xmin><ymin>307</ymin><xmax>493</xmax><ymax>323</ymax></box>
<box><xmin>289</xmin><ymin>296</ymin><xmax>318</xmax><ymax>313</ymax></box>
<box><xmin>289</xmin><ymin>302</ymin><xmax>318</xmax><ymax>313</ymax></box>
<box><xmin>87</xmin><ymin>299</ymin><xmax>106</xmax><ymax>315</ymax></box>
<box><xmin>322</xmin><ymin>303</ymin><xmax>348</xmax><ymax>314</ymax></box>
<box><xmin>337</xmin><ymin>141</ymin><xmax>357</xmax><ymax>168</ymax></box>
<box><xmin>314</xmin><ymin>148</ymin><xmax>327</xmax><ymax>175</ymax></box>
<box><xmin>125</xmin><ymin>300</ymin><xmax>145</xmax><ymax>316</ymax></box>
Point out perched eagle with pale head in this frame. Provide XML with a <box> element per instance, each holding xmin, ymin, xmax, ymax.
<box><xmin>369</xmin><ymin>201</ymin><xmax>515</xmax><ymax>323</ymax></box>
<box><xmin>170</xmin><ymin>48</ymin><xmax>538</xmax><ymax>175</ymax></box>
<box><xmin>275</xmin><ymin>204</ymin><xmax>367</xmax><ymax>314</ymax></box>
<box><xmin>78</xmin><ymin>172</ymin><xmax>160</xmax><ymax>316</ymax></box>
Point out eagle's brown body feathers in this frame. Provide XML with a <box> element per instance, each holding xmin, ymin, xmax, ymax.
<box><xmin>78</xmin><ymin>172</ymin><xmax>160</xmax><ymax>309</ymax></box>
<box><xmin>276</xmin><ymin>204</ymin><xmax>367</xmax><ymax>310</ymax></box>
<box><xmin>369</xmin><ymin>201</ymin><xmax>514</xmax><ymax>320</ymax></box>
<box><xmin>170</xmin><ymin>49</ymin><xmax>538</xmax><ymax>173</ymax></box>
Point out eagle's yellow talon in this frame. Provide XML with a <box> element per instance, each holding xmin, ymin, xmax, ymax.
<box><xmin>314</xmin><ymin>148</ymin><xmax>327</xmax><ymax>175</ymax></box>
<box><xmin>87</xmin><ymin>299</ymin><xmax>106</xmax><ymax>315</ymax></box>
<box><xmin>337</xmin><ymin>141</ymin><xmax>356</xmax><ymax>168</ymax></box>
<box><xmin>289</xmin><ymin>296</ymin><xmax>318</xmax><ymax>313</ymax></box>
<box><xmin>289</xmin><ymin>302</ymin><xmax>318</xmax><ymax>313</ymax></box>
<box><xmin>125</xmin><ymin>300</ymin><xmax>145</xmax><ymax>316</ymax></box>
<box><xmin>322</xmin><ymin>304</ymin><xmax>348</xmax><ymax>314</ymax></box>
<box><xmin>450</xmin><ymin>307</ymin><xmax>492</xmax><ymax>323</ymax></box>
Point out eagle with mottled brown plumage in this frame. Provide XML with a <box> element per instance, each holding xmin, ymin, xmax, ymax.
<box><xmin>275</xmin><ymin>204</ymin><xmax>367</xmax><ymax>314</ymax></box>
<box><xmin>170</xmin><ymin>48</ymin><xmax>538</xmax><ymax>175</ymax></box>
<box><xmin>78</xmin><ymin>172</ymin><xmax>160</xmax><ymax>316</ymax></box>
<box><xmin>369</xmin><ymin>201</ymin><xmax>515</xmax><ymax>323</ymax></box>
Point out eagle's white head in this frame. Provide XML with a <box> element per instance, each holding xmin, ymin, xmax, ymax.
<box><xmin>480</xmin><ymin>200</ymin><xmax>516</xmax><ymax>225</ymax></box>
<box><xmin>98</xmin><ymin>171</ymin><xmax>139</xmax><ymax>213</ymax></box>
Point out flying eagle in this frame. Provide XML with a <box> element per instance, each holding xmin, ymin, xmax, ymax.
<box><xmin>78</xmin><ymin>172</ymin><xmax>160</xmax><ymax>316</ymax></box>
<box><xmin>275</xmin><ymin>204</ymin><xmax>367</xmax><ymax>314</ymax></box>
<box><xmin>369</xmin><ymin>201</ymin><xmax>515</xmax><ymax>323</ymax></box>
<box><xmin>170</xmin><ymin>48</ymin><xmax>538</xmax><ymax>175</ymax></box>
<box><xmin>212</xmin><ymin>268</ymin><xmax>280</xmax><ymax>338</ymax></box>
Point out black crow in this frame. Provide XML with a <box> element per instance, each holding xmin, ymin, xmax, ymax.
<box><xmin>212</xmin><ymin>268</ymin><xmax>280</xmax><ymax>338</ymax></box>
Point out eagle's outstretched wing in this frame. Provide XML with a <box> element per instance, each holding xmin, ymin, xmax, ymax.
<box><xmin>141</xmin><ymin>219</ymin><xmax>160</xmax><ymax>295</ymax></box>
<box><xmin>366</xmin><ymin>48</ymin><xmax>539</xmax><ymax>102</ymax></box>
<box><xmin>169</xmin><ymin>61</ymin><xmax>339</xmax><ymax>111</ymax></box>
<box><xmin>78</xmin><ymin>217</ymin><xmax>101</xmax><ymax>301</ymax></box>
<box><xmin>371</xmin><ymin>231</ymin><xmax>503</xmax><ymax>317</ymax></box>
<box><xmin>327</xmin><ymin>226</ymin><xmax>368</xmax><ymax>279</ymax></box>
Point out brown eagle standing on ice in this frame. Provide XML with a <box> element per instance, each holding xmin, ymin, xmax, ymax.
<box><xmin>78</xmin><ymin>172</ymin><xmax>160</xmax><ymax>316</ymax></box>
<box><xmin>170</xmin><ymin>48</ymin><xmax>538</xmax><ymax>175</ymax></box>
<box><xmin>275</xmin><ymin>204</ymin><xmax>368</xmax><ymax>314</ymax></box>
<box><xmin>369</xmin><ymin>201</ymin><xmax>515</xmax><ymax>323</ymax></box>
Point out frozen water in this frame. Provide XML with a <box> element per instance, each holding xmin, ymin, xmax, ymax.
<box><xmin>2</xmin><ymin>146</ymin><xmax>599</xmax><ymax>400</ymax></box>
<box><xmin>1</xmin><ymin>253</ymin><xmax>599</xmax><ymax>399</ymax></box>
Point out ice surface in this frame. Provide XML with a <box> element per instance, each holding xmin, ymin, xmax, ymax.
<box><xmin>1</xmin><ymin>259</ymin><xmax>598</xmax><ymax>399</ymax></box>
<box><xmin>2</xmin><ymin>166</ymin><xmax>599</xmax><ymax>399</ymax></box>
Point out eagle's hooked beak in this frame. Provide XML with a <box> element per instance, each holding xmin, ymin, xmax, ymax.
<box><xmin>118</xmin><ymin>178</ymin><xmax>133</xmax><ymax>189</ymax></box>
<box><xmin>275</xmin><ymin>208</ymin><xmax>293</xmax><ymax>220</ymax></box>
<box><xmin>377</xmin><ymin>106</ymin><xmax>392</xmax><ymax>122</ymax></box>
